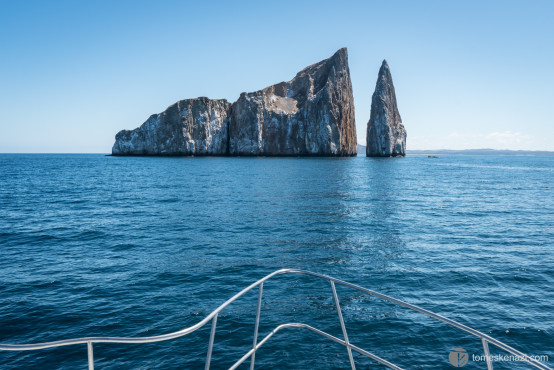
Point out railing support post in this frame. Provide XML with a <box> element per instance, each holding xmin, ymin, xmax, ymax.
<box><xmin>87</xmin><ymin>341</ymin><xmax>94</xmax><ymax>370</ymax></box>
<box><xmin>250</xmin><ymin>282</ymin><xmax>264</xmax><ymax>370</ymax></box>
<box><xmin>330</xmin><ymin>281</ymin><xmax>356</xmax><ymax>370</ymax></box>
<box><xmin>205</xmin><ymin>313</ymin><xmax>218</xmax><ymax>370</ymax></box>
<box><xmin>482</xmin><ymin>338</ymin><xmax>494</xmax><ymax>370</ymax></box>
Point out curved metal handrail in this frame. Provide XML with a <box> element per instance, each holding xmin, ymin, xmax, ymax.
<box><xmin>0</xmin><ymin>268</ymin><xmax>550</xmax><ymax>370</ymax></box>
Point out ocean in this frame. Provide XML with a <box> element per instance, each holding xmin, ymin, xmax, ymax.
<box><xmin>0</xmin><ymin>154</ymin><xmax>552</xmax><ymax>369</ymax></box>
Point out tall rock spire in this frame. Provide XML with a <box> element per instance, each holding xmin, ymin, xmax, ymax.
<box><xmin>366</xmin><ymin>60</ymin><xmax>406</xmax><ymax>157</ymax></box>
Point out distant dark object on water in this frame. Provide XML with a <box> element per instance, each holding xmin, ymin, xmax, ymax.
<box><xmin>428</xmin><ymin>155</ymin><xmax>439</xmax><ymax>158</ymax></box>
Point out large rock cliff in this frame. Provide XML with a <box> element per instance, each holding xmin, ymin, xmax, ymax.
<box><xmin>229</xmin><ymin>48</ymin><xmax>356</xmax><ymax>156</ymax></box>
<box><xmin>366</xmin><ymin>60</ymin><xmax>406</xmax><ymax>157</ymax></box>
<box><xmin>112</xmin><ymin>97</ymin><xmax>231</xmax><ymax>155</ymax></box>
<box><xmin>112</xmin><ymin>48</ymin><xmax>357</xmax><ymax>156</ymax></box>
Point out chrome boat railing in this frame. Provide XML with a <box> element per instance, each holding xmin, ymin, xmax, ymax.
<box><xmin>0</xmin><ymin>268</ymin><xmax>550</xmax><ymax>369</ymax></box>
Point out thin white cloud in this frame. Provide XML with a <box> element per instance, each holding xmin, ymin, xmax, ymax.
<box><xmin>410</xmin><ymin>131</ymin><xmax>538</xmax><ymax>150</ymax></box>
<box><xmin>485</xmin><ymin>131</ymin><xmax>530</xmax><ymax>144</ymax></box>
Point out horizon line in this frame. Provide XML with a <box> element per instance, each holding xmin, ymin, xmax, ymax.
<box><xmin>1</xmin><ymin>148</ymin><xmax>554</xmax><ymax>155</ymax></box>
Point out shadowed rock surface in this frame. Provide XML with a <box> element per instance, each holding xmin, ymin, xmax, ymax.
<box><xmin>112</xmin><ymin>48</ymin><xmax>357</xmax><ymax>156</ymax></box>
<box><xmin>366</xmin><ymin>60</ymin><xmax>406</xmax><ymax>157</ymax></box>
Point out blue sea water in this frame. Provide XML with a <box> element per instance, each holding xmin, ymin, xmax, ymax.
<box><xmin>0</xmin><ymin>154</ymin><xmax>552</xmax><ymax>369</ymax></box>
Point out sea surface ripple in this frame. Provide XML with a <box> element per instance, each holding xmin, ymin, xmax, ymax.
<box><xmin>0</xmin><ymin>154</ymin><xmax>552</xmax><ymax>369</ymax></box>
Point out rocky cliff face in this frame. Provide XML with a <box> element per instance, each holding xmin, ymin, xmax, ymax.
<box><xmin>229</xmin><ymin>48</ymin><xmax>356</xmax><ymax>156</ymax></box>
<box><xmin>112</xmin><ymin>97</ymin><xmax>231</xmax><ymax>155</ymax></box>
<box><xmin>366</xmin><ymin>60</ymin><xmax>406</xmax><ymax>157</ymax></box>
<box><xmin>112</xmin><ymin>48</ymin><xmax>357</xmax><ymax>156</ymax></box>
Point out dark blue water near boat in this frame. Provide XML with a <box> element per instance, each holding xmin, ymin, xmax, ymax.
<box><xmin>0</xmin><ymin>154</ymin><xmax>552</xmax><ymax>369</ymax></box>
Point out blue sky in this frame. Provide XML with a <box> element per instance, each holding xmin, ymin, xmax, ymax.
<box><xmin>1</xmin><ymin>0</ymin><xmax>552</xmax><ymax>152</ymax></box>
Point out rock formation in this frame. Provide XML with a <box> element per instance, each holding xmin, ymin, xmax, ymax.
<box><xmin>229</xmin><ymin>48</ymin><xmax>356</xmax><ymax>156</ymax></box>
<box><xmin>112</xmin><ymin>97</ymin><xmax>231</xmax><ymax>155</ymax></box>
<box><xmin>112</xmin><ymin>48</ymin><xmax>357</xmax><ymax>156</ymax></box>
<box><xmin>366</xmin><ymin>60</ymin><xmax>406</xmax><ymax>157</ymax></box>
